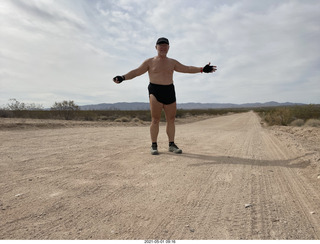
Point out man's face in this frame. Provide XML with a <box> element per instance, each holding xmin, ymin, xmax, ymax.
<box><xmin>156</xmin><ymin>43</ymin><xmax>169</xmax><ymax>56</ymax></box>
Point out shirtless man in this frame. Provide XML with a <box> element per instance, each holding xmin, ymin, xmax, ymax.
<box><xmin>113</xmin><ymin>37</ymin><xmax>217</xmax><ymax>155</ymax></box>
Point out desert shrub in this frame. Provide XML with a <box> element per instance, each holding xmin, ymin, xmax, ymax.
<box><xmin>99</xmin><ymin>116</ymin><xmax>110</xmax><ymax>121</ymax></box>
<box><xmin>290</xmin><ymin>119</ymin><xmax>305</xmax><ymax>127</ymax></box>
<box><xmin>262</xmin><ymin>107</ymin><xmax>293</xmax><ymax>126</ymax></box>
<box><xmin>83</xmin><ymin>111</ymin><xmax>98</xmax><ymax>121</ymax></box>
<box><xmin>0</xmin><ymin>110</ymin><xmax>13</xmax><ymax>118</ymax></box>
<box><xmin>131</xmin><ymin>117</ymin><xmax>143</xmax><ymax>123</ymax></box>
<box><xmin>51</xmin><ymin>100</ymin><xmax>80</xmax><ymax>120</ymax></box>
<box><xmin>114</xmin><ymin>117</ymin><xmax>130</xmax><ymax>122</ymax></box>
<box><xmin>257</xmin><ymin>104</ymin><xmax>320</xmax><ymax>126</ymax></box>
<box><xmin>304</xmin><ymin>119</ymin><xmax>320</xmax><ymax>127</ymax></box>
<box><xmin>6</xmin><ymin>98</ymin><xmax>43</xmax><ymax>111</ymax></box>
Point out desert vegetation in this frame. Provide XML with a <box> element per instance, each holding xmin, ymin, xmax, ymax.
<box><xmin>1</xmin><ymin>99</ymin><xmax>319</xmax><ymax>127</ymax></box>
<box><xmin>256</xmin><ymin>104</ymin><xmax>320</xmax><ymax>127</ymax></box>
<box><xmin>0</xmin><ymin>99</ymin><xmax>248</xmax><ymax>122</ymax></box>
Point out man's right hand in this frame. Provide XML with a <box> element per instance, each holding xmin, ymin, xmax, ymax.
<box><xmin>113</xmin><ymin>75</ymin><xmax>125</xmax><ymax>83</ymax></box>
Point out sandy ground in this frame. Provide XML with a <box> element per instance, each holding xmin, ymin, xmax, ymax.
<box><xmin>0</xmin><ymin>111</ymin><xmax>319</xmax><ymax>240</ymax></box>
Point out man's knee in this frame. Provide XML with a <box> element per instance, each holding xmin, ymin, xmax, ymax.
<box><xmin>165</xmin><ymin>110</ymin><xmax>176</xmax><ymax>123</ymax></box>
<box><xmin>164</xmin><ymin>102</ymin><xmax>176</xmax><ymax>123</ymax></box>
<box><xmin>151</xmin><ymin>117</ymin><xmax>161</xmax><ymax>125</ymax></box>
<box><xmin>166</xmin><ymin>115</ymin><xmax>175</xmax><ymax>124</ymax></box>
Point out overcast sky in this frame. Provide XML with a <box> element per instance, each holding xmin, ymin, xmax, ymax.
<box><xmin>1</xmin><ymin>0</ymin><xmax>319</xmax><ymax>108</ymax></box>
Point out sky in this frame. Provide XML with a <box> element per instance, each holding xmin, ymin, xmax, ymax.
<box><xmin>1</xmin><ymin>0</ymin><xmax>319</xmax><ymax>108</ymax></box>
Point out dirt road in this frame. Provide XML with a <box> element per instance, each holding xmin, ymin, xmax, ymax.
<box><xmin>1</xmin><ymin>111</ymin><xmax>319</xmax><ymax>240</ymax></box>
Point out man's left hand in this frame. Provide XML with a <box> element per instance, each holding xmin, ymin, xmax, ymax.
<box><xmin>203</xmin><ymin>63</ymin><xmax>217</xmax><ymax>73</ymax></box>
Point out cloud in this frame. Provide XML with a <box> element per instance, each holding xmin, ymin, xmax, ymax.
<box><xmin>11</xmin><ymin>0</ymin><xmax>86</xmax><ymax>30</ymax></box>
<box><xmin>1</xmin><ymin>0</ymin><xmax>114</xmax><ymax>106</ymax></box>
<box><xmin>0</xmin><ymin>0</ymin><xmax>319</xmax><ymax>108</ymax></box>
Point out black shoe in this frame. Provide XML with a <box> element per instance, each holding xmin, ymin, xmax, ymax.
<box><xmin>168</xmin><ymin>143</ymin><xmax>182</xmax><ymax>154</ymax></box>
<box><xmin>150</xmin><ymin>145</ymin><xmax>159</xmax><ymax>155</ymax></box>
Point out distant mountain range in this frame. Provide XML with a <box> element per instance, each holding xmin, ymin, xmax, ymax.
<box><xmin>80</xmin><ymin>101</ymin><xmax>305</xmax><ymax>110</ymax></box>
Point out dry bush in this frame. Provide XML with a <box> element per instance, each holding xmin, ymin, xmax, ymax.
<box><xmin>304</xmin><ymin>119</ymin><xmax>320</xmax><ymax>127</ymax></box>
<box><xmin>290</xmin><ymin>119</ymin><xmax>305</xmax><ymax>127</ymax></box>
<box><xmin>131</xmin><ymin>117</ymin><xmax>143</xmax><ymax>123</ymax></box>
<box><xmin>114</xmin><ymin>117</ymin><xmax>130</xmax><ymax>122</ymax></box>
<box><xmin>263</xmin><ymin>107</ymin><xmax>292</xmax><ymax>126</ymax></box>
<box><xmin>257</xmin><ymin>105</ymin><xmax>320</xmax><ymax>126</ymax></box>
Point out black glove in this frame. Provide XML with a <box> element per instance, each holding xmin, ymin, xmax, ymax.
<box><xmin>203</xmin><ymin>64</ymin><xmax>214</xmax><ymax>73</ymax></box>
<box><xmin>113</xmin><ymin>75</ymin><xmax>125</xmax><ymax>83</ymax></box>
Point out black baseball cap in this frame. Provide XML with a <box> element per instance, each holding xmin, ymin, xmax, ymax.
<box><xmin>156</xmin><ymin>37</ymin><xmax>169</xmax><ymax>45</ymax></box>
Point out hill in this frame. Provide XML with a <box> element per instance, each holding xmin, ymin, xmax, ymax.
<box><xmin>80</xmin><ymin>101</ymin><xmax>304</xmax><ymax>110</ymax></box>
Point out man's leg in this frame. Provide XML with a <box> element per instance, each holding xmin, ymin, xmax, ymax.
<box><xmin>149</xmin><ymin>94</ymin><xmax>163</xmax><ymax>143</ymax></box>
<box><xmin>164</xmin><ymin>102</ymin><xmax>182</xmax><ymax>153</ymax></box>
<box><xmin>163</xmin><ymin>102</ymin><xmax>177</xmax><ymax>143</ymax></box>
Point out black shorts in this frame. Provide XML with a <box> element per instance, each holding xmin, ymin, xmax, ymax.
<box><xmin>148</xmin><ymin>83</ymin><xmax>176</xmax><ymax>105</ymax></box>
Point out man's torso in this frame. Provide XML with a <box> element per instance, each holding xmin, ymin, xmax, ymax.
<box><xmin>147</xmin><ymin>57</ymin><xmax>175</xmax><ymax>85</ymax></box>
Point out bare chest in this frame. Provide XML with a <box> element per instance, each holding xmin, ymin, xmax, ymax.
<box><xmin>149</xmin><ymin>58</ymin><xmax>174</xmax><ymax>74</ymax></box>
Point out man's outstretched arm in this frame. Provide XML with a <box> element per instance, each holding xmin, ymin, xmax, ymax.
<box><xmin>113</xmin><ymin>59</ymin><xmax>150</xmax><ymax>83</ymax></box>
<box><xmin>174</xmin><ymin>60</ymin><xmax>217</xmax><ymax>74</ymax></box>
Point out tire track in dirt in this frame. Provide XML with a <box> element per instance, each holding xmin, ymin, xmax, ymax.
<box><xmin>260</xmin><ymin>131</ymin><xmax>320</xmax><ymax>238</ymax></box>
<box><xmin>144</xmin><ymin>111</ymin><xmax>320</xmax><ymax>239</ymax></box>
